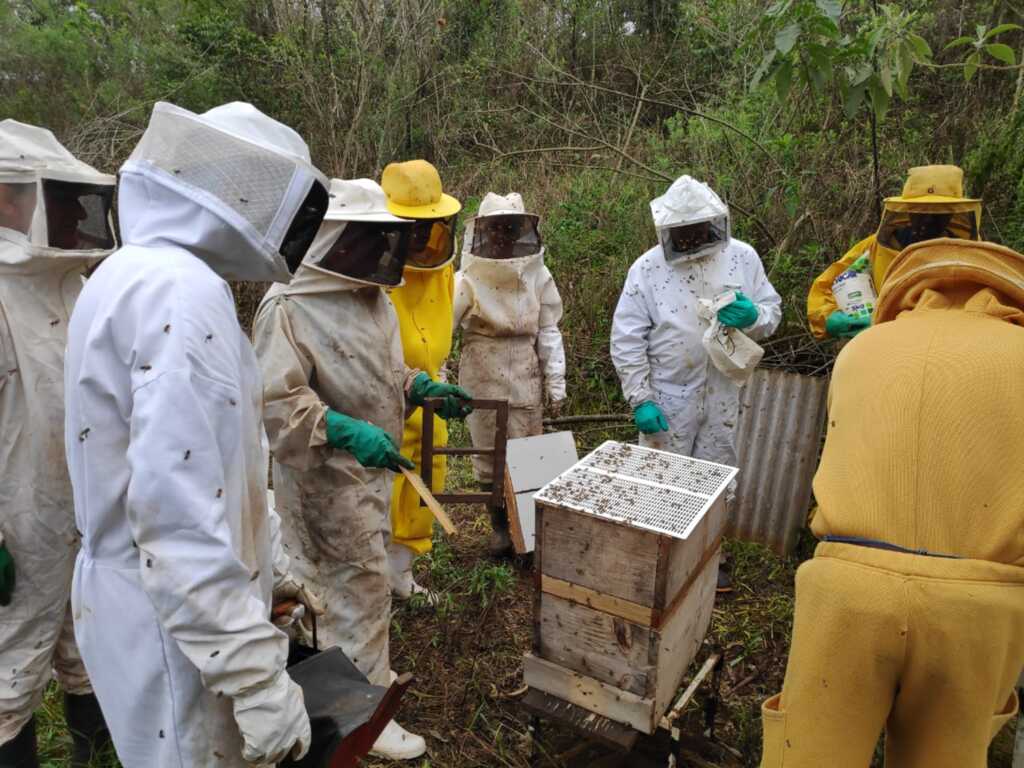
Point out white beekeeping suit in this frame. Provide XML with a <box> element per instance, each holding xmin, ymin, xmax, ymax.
<box><xmin>0</xmin><ymin>120</ymin><xmax>117</xmax><ymax>766</ymax></box>
<box><xmin>63</xmin><ymin>101</ymin><xmax>329</xmax><ymax>768</ymax></box>
<box><xmin>453</xmin><ymin>192</ymin><xmax>566</xmax><ymax>554</ymax></box>
<box><xmin>252</xmin><ymin>178</ymin><xmax>431</xmax><ymax>761</ymax></box>
<box><xmin>610</xmin><ymin>176</ymin><xmax>781</xmax><ymax>467</ymax></box>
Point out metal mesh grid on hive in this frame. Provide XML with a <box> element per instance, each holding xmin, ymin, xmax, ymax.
<box><xmin>534</xmin><ymin>440</ymin><xmax>738</xmax><ymax>540</ymax></box>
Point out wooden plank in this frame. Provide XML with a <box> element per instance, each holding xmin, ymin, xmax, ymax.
<box><xmin>490</xmin><ymin>400</ymin><xmax>509</xmax><ymax>509</ymax></box>
<box><xmin>523</xmin><ymin>653</ymin><xmax>656</xmax><ymax>734</ymax></box>
<box><xmin>400</xmin><ymin>466</ymin><xmax>457</xmax><ymax>535</ymax></box>
<box><xmin>531</xmin><ymin>505</ymin><xmax>545</xmax><ymax>653</ymax></box>
<box><xmin>521</xmin><ymin>688</ymin><xmax>639</xmax><ymax>752</ymax></box>
<box><xmin>541</xmin><ymin>575</ymin><xmax>654</xmax><ymax>628</ymax></box>
<box><xmin>663</xmin><ymin>496</ymin><xmax>724</xmax><ymax>608</ymax></box>
<box><xmin>653</xmin><ymin>535</ymin><xmax>722</xmax><ymax>630</ymax></box>
<box><xmin>505</xmin><ymin>466</ymin><xmax>526</xmax><ymax>553</ymax></box>
<box><xmin>434</xmin><ymin>492</ymin><xmax>491</xmax><ymax>504</ymax></box>
<box><xmin>653</xmin><ymin>548</ymin><xmax>720</xmax><ymax>719</ymax></box>
<box><xmin>658</xmin><ymin>653</ymin><xmax>720</xmax><ymax>730</ymax></box>
<box><xmin>435</xmin><ymin>446</ymin><xmax>495</xmax><ymax>456</ymax></box>
<box><xmin>653</xmin><ymin>536</ymin><xmax>672</xmax><ymax>611</ymax></box>
<box><xmin>537</xmin><ymin>592</ymin><xmax>652</xmax><ymax>696</ymax></box>
<box><xmin>539</xmin><ymin>506</ymin><xmax>660</xmax><ymax>607</ymax></box>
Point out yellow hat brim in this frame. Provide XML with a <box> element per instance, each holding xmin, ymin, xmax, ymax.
<box><xmin>385</xmin><ymin>192</ymin><xmax>461</xmax><ymax>219</ymax></box>
<box><xmin>884</xmin><ymin>194</ymin><xmax>980</xmax><ymax>205</ymax></box>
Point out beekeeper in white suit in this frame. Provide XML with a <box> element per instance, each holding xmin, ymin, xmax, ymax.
<box><xmin>0</xmin><ymin>120</ymin><xmax>117</xmax><ymax>767</ymax></box>
<box><xmin>611</xmin><ymin>176</ymin><xmax>781</xmax><ymax>588</ymax></box>
<box><xmin>453</xmin><ymin>192</ymin><xmax>566</xmax><ymax>555</ymax></box>
<box><xmin>63</xmin><ymin>101</ymin><xmax>329</xmax><ymax>768</ymax></box>
<box><xmin>252</xmin><ymin>178</ymin><xmax>472</xmax><ymax>761</ymax></box>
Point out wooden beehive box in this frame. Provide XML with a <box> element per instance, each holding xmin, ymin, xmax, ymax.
<box><xmin>523</xmin><ymin>440</ymin><xmax>737</xmax><ymax>735</ymax></box>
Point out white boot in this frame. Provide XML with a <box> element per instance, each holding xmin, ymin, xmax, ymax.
<box><xmin>387</xmin><ymin>542</ymin><xmax>434</xmax><ymax>602</ymax></box>
<box><xmin>371</xmin><ymin>671</ymin><xmax>427</xmax><ymax>760</ymax></box>
<box><xmin>370</xmin><ymin>719</ymin><xmax>427</xmax><ymax>760</ymax></box>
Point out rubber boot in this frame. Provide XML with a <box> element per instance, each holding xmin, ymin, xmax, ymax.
<box><xmin>479</xmin><ymin>482</ymin><xmax>513</xmax><ymax>557</ymax></box>
<box><xmin>0</xmin><ymin>717</ymin><xmax>39</xmax><ymax>768</ymax></box>
<box><xmin>370</xmin><ymin>672</ymin><xmax>427</xmax><ymax>760</ymax></box>
<box><xmin>64</xmin><ymin>692</ymin><xmax>111</xmax><ymax>768</ymax></box>
<box><xmin>488</xmin><ymin>506</ymin><xmax>514</xmax><ymax>558</ymax></box>
<box><xmin>386</xmin><ymin>542</ymin><xmax>437</xmax><ymax>605</ymax></box>
<box><xmin>716</xmin><ymin>550</ymin><xmax>733</xmax><ymax>594</ymax></box>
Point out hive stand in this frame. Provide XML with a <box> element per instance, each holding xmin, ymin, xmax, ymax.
<box><xmin>420</xmin><ymin>398</ymin><xmax>509</xmax><ymax>507</ymax></box>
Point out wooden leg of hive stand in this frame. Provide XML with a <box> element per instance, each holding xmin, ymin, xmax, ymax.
<box><xmin>528</xmin><ymin>714</ymin><xmax>543</xmax><ymax>767</ymax></box>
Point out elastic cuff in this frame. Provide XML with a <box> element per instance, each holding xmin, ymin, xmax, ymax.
<box><xmin>404</xmin><ymin>369</ymin><xmax>426</xmax><ymax>399</ymax></box>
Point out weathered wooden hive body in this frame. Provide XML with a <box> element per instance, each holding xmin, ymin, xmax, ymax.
<box><xmin>523</xmin><ymin>440</ymin><xmax>736</xmax><ymax>734</ymax></box>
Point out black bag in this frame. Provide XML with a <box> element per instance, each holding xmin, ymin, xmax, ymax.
<box><xmin>280</xmin><ymin>612</ymin><xmax>409</xmax><ymax>768</ymax></box>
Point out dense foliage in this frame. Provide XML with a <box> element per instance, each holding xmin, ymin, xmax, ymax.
<box><xmin>4</xmin><ymin>0</ymin><xmax>1023</xmax><ymax>412</ymax></box>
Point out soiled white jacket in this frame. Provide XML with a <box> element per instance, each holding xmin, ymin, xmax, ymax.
<box><xmin>0</xmin><ymin>229</ymin><xmax>94</xmax><ymax>742</ymax></box>
<box><xmin>253</xmin><ymin>264</ymin><xmax>418</xmax><ymax>687</ymax></box>
<box><xmin>64</xmin><ymin>157</ymin><xmax>299</xmax><ymax>768</ymax></box>
<box><xmin>453</xmin><ymin>247</ymin><xmax>566</xmax><ymax>405</ymax></box>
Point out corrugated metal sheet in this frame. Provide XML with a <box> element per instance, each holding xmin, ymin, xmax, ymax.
<box><xmin>730</xmin><ymin>368</ymin><xmax>829</xmax><ymax>555</ymax></box>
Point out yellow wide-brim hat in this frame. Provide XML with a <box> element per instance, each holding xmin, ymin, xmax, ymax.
<box><xmin>381</xmin><ymin>159</ymin><xmax>461</xmax><ymax>219</ymax></box>
<box><xmin>883</xmin><ymin>164</ymin><xmax>980</xmax><ymax>206</ymax></box>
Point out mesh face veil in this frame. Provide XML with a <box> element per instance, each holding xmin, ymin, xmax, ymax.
<box><xmin>0</xmin><ymin>119</ymin><xmax>117</xmax><ymax>260</ymax></box>
<box><xmin>40</xmin><ymin>179</ymin><xmax>116</xmax><ymax>251</ymax></box>
<box><xmin>876</xmin><ymin>208</ymin><xmax>979</xmax><ymax>252</ymax></box>
<box><xmin>120</xmin><ymin>102</ymin><xmax>329</xmax><ymax>281</ymax></box>
<box><xmin>470</xmin><ymin>214</ymin><xmax>542</xmax><ymax>260</ymax></box>
<box><xmin>280</xmin><ymin>181</ymin><xmax>329</xmax><ymax>273</ymax></box>
<box><xmin>660</xmin><ymin>215</ymin><xmax>730</xmax><ymax>263</ymax></box>
<box><xmin>307</xmin><ymin>219</ymin><xmax>412</xmax><ymax>287</ymax></box>
<box><xmin>406</xmin><ymin>215</ymin><xmax>457</xmax><ymax>269</ymax></box>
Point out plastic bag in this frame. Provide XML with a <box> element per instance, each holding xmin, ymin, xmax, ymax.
<box><xmin>832</xmin><ymin>253</ymin><xmax>877</xmax><ymax>323</ymax></box>
<box><xmin>697</xmin><ymin>290</ymin><xmax>763</xmax><ymax>387</ymax></box>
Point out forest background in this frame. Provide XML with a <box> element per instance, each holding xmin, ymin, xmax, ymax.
<box><xmin>3</xmin><ymin>1</ymin><xmax>1024</xmax><ymax>766</ymax></box>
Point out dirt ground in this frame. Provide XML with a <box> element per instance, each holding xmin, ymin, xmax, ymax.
<box><xmin>365</xmin><ymin>492</ymin><xmax>797</xmax><ymax>768</ymax></box>
<box><xmin>36</xmin><ymin>440</ymin><xmax>1020</xmax><ymax>767</ymax></box>
<box><xmin>365</xmin><ymin>496</ymin><xmax>1020</xmax><ymax>768</ymax></box>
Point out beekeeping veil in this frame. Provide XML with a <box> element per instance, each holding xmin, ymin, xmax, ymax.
<box><xmin>117</xmin><ymin>101</ymin><xmax>330</xmax><ymax>283</ymax></box>
<box><xmin>0</xmin><ymin>120</ymin><xmax>117</xmax><ymax>263</ymax></box>
<box><xmin>465</xmin><ymin>192</ymin><xmax>543</xmax><ymax>261</ymax></box>
<box><xmin>650</xmin><ymin>175</ymin><xmax>731</xmax><ymax>263</ymax></box>
<box><xmin>302</xmin><ymin>178</ymin><xmax>413</xmax><ymax>287</ymax></box>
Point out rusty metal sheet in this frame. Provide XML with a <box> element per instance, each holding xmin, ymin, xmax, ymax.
<box><xmin>730</xmin><ymin>368</ymin><xmax>829</xmax><ymax>555</ymax></box>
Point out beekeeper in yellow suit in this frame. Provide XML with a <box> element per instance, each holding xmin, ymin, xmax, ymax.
<box><xmin>762</xmin><ymin>238</ymin><xmax>1024</xmax><ymax>767</ymax></box>
<box><xmin>381</xmin><ymin>160</ymin><xmax>461</xmax><ymax>599</ymax></box>
<box><xmin>806</xmin><ymin>165</ymin><xmax>982</xmax><ymax>339</ymax></box>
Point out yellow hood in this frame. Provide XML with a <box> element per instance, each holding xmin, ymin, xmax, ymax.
<box><xmin>875</xmin><ymin>238</ymin><xmax>1024</xmax><ymax>327</ymax></box>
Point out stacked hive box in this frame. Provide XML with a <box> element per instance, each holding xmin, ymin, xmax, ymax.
<box><xmin>523</xmin><ymin>440</ymin><xmax>736</xmax><ymax>734</ymax></box>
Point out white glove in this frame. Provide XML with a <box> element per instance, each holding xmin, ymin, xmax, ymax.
<box><xmin>273</xmin><ymin>574</ymin><xmax>325</xmax><ymax>636</ymax></box>
<box><xmin>546</xmin><ymin>396</ymin><xmax>565</xmax><ymax>419</ymax></box>
<box><xmin>232</xmin><ymin>670</ymin><xmax>311</xmax><ymax>764</ymax></box>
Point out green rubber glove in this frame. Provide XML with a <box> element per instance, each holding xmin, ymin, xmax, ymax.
<box><xmin>633</xmin><ymin>401</ymin><xmax>669</xmax><ymax>434</ymax></box>
<box><xmin>408</xmin><ymin>372</ymin><xmax>473</xmax><ymax>420</ymax></box>
<box><xmin>0</xmin><ymin>537</ymin><xmax>14</xmax><ymax>607</ymax></box>
<box><xmin>825</xmin><ymin>310</ymin><xmax>871</xmax><ymax>339</ymax></box>
<box><xmin>325</xmin><ymin>410</ymin><xmax>414</xmax><ymax>472</ymax></box>
<box><xmin>717</xmin><ymin>291</ymin><xmax>759</xmax><ymax>328</ymax></box>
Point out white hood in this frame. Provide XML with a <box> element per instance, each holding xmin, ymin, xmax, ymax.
<box><xmin>462</xmin><ymin>191</ymin><xmax>544</xmax><ymax>264</ymax></box>
<box><xmin>650</xmin><ymin>175</ymin><xmax>731</xmax><ymax>263</ymax></box>
<box><xmin>117</xmin><ymin>102</ymin><xmax>328</xmax><ymax>283</ymax></box>
<box><xmin>0</xmin><ymin>119</ymin><xmax>116</xmax><ymax>264</ymax></box>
